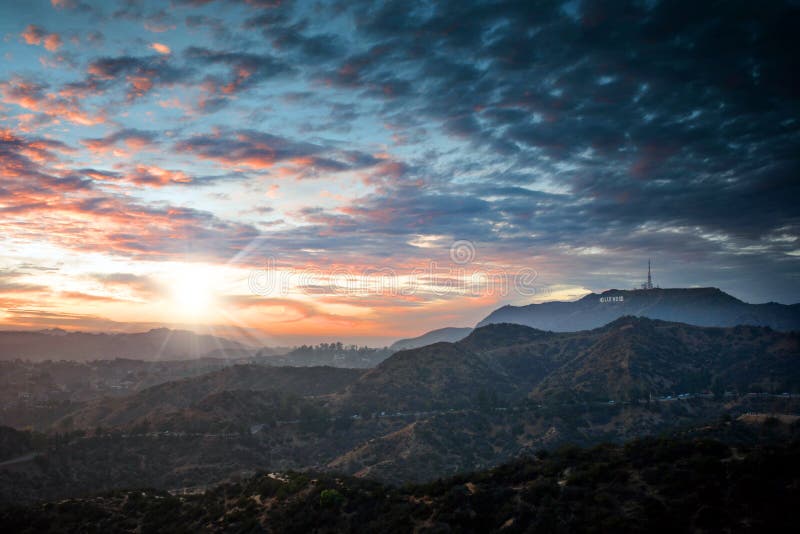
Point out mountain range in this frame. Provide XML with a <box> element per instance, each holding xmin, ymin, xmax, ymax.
<box><xmin>23</xmin><ymin>317</ymin><xmax>800</xmax><ymax>437</ymax></box>
<box><xmin>0</xmin><ymin>328</ymin><xmax>248</xmax><ymax>362</ymax></box>
<box><xmin>336</xmin><ymin>317</ymin><xmax>799</xmax><ymax>411</ymax></box>
<box><xmin>1</xmin><ymin>315</ymin><xmax>798</xmax><ymax>504</ymax></box>
<box><xmin>477</xmin><ymin>287</ymin><xmax>800</xmax><ymax>332</ymax></box>
<box><xmin>389</xmin><ymin>327</ymin><xmax>473</xmax><ymax>351</ymax></box>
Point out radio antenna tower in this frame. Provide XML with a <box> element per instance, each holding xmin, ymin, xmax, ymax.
<box><xmin>643</xmin><ymin>259</ymin><xmax>654</xmax><ymax>290</ymax></box>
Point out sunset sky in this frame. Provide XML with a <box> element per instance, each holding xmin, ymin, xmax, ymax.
<box><xmin>1</xmin><ymin>0</ymin><xmax>798</xmax><ymax>345</ymax></box>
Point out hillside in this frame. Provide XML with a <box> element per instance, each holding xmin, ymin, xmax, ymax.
<box><xmin>334</xmin><ymin>341</ymin><xmax>520</xmax><ymax>412</ymax></box>
<box><xmin>56</xmin><ymin>365</ymin><xmax>361</xmax><ymax>430</ymax></box>
<box><xmin>530</xmin><ymin>317</ymin><xmax>800</xmax><ymax>402</ymax></box>
<box><xmin>2</xmin><ymin>318</ymin><xmax>797</xmax><ymax>503</ymax></box>
<box><xmin>478</xmin><ymin>287</ymin><xmax>800</xmax><ymax>332</ymax></box>
<box><xmin>389</xmin><ymin>327</ymin><xmax>473</xmax><ymax>351</ymax></box>
<box><xmin>0</xmin><ymin>328</ymin><xmax>248</xmax><ymax>362</ymax></box>
<box><xmin>336</xmin><ymin>318</ymin><xmax>800</xmax><ymax>411</ymax></box>
<box><xmin>3</xmin><ymin>427</ymin><xmax>799</xmax><ymax>533</ymax></box>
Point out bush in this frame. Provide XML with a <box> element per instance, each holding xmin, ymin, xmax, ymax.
<box><xmin>319</xmin><ymin>489</ymin><xmax>345</xmax><ymax>507</ymax></box>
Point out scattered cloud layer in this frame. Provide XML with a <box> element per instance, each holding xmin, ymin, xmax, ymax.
<box><xmin>0</xmin><ymin>0</ymin><xmax>798</xmax><ymax>341</ymax></box>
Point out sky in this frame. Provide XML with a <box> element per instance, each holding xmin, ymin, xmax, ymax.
<box><xmin>0</xmin><ymin>0</ymin><xmax>798</xmax><ymax>345</ymax></box>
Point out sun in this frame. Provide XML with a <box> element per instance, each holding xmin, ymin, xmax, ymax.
<box><xmin>170</xmin><ymin>267</ymin><xmax>215</xmax><ymax>317</ymax></box>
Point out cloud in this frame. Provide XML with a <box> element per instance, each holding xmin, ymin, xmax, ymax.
<box><xmin>298</xmin><ymin>0</ymin><xmax>800</xmax><ymax>253</ymax></box>
<box><xmin>85</xmin><ymin>54</ymin><xmax>189</xmax><ymax>100</ymax></box>
<box><xmin>0</xmin><ymin>77</ymin><xmax>104</xmax><ymax>125</ymax></box>
<box><xmin>174</xmin><ymin>129</ymin><xmax>380</xmax><ymax>176</ymax></box>
<box><xmin>0</xmin><ymin>128</ymin><xmax>82</xmax><ymax>186</ymax></box>
<box><xmin>1</xmin><ymin>0</ymin><xmax>799</xmax><ymax>328</ymax></box>
<box><xmin>183</xmin><ymin>47</ymin><xmax>292</xmax><ymax>106</ymax></box>
<box><xmin>150</xmin><ymin>42</ymin><xmax>171</xmax><ymax>55</ymax></box>
<box><xmin>21</xmin><ymin>25</ymin><xmax>63</xmax><ymax>51</ymax></box>
<box><xmin>81</xmin><ymin>128</ymin><xmax>159</xmax><ymax>153</ymax></box>
<box><xmin>89</xmin><ymin>272</ymin><xmax>162</xmax><ymax>298</ymax></box>
<box><xmin>122</xmin><ymin>165</ymin><xmax>192</xmax><ymax>187</ymax></box>
<box><xmin>72</xmin><ymin>164</ymin><xmax>194</xmax><ymax>188</ymax></box>
<box><xmin>1</xmin><ymin>129</ymin><xmax>261</xmax><ymax>262</ymax></box>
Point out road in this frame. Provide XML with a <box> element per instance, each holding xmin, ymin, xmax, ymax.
<box><xmin>0</xmin><ymin>452</ymin><xmax>39</xmax><ymax>467</ymax></box>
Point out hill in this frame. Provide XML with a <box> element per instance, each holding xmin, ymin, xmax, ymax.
<box><xmin>56</xmin><ymin>365</ymin><xmax>361</xmax><ymax>431</ymax></box>
<box><xmin>335</xmin><ymin>318</ymin><xmax>800</xmax><ymax>410</ymax></box>
<box><xmin>334</xmin><ymin>340</ymin><xmax>520</xmax><ymax>412</ymax></box>
<box><xmin>0</xmin><ymin>328</ymin><xmax>248</xmax><ymax>362</ymax></box>
<box><xmin>478</xmin><ymin>287</ymin><xmax>800</xmax><ymax>331</ymax></box>
<box><xmin>3</xmin><ymin>427</ymin><xmax>799</xmax><ymax>533</ymax></box>
<box><xmin>389</xmin><ymin>327</ymin><xmax>473</xmax><ymax>351</ymax></box>
<box><xmin>530</xmin><ymin>317</ymin><xmax>800</xmax><ymax>402</ymax></box>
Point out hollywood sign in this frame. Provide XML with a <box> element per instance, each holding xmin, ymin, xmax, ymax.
<box><xmin>599</xmin><ymin>296</ymin><xmax>624</xmax><ymax>303</ymax></box>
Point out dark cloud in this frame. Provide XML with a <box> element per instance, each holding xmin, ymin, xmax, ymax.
<box><xmin>184</xmin><ymin>47</ymin><xmax>292</xmax><ymax>96</ymax></box>
<box><xmin>185</xmin><ymin>15</ymin><xmax>235</xmax><ymax>42</ymax></box>
<box><xmin>174</xmin><ymin>128</ymin><xmax>381</xmax><ymax>176</ymax></box>
<box><xmin>81</xmin><ymin>128</ymin><xmax>160</xmax><ymax>151</ymax></box>
<box><xmin>85</xmin><ymin>54</ymin><xmax>190</xmax><ymax>100</ymax></box>
<box><xmin>296</xmin><ymin>0</ymin><xmax>800</xmax><ymax>253</ymax></box>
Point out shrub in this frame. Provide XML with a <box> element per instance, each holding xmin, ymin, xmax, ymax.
<box><xmin>319</xmin><ymin>489</ymin><xmax>345</xmax><ymax>508</ymax></box>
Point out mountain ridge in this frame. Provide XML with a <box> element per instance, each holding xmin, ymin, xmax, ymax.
<box><xmin>0</xmin><ymin>328</ymin><xmax>249</xmax><ymax>362</ymax></box>
<box><xmin>334</xmin><ymin>317</ymin><xmax>800</xmax><ymax>412</ymax></box>
<box><xmin>389</xmin><ymin>327</ymin><xmax>473</xmax><ymax>351</ymax></box>
<box><xmin>478</xmin><ymin>287</ymin><xmax>800</xmax><ymax>332</ymax></box>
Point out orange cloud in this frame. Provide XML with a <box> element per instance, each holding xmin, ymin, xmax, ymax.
<box><xmin>0</xmin><ymin>77</ymin><xmax>104</xmax><ymax>125</ymax></box>
<box><xmin>124</xmin><ymin>165</ymin><xmax>192</xmax><ymax>187</ymax></box>
<box><xmin>44</xmin><ymin>34</ymin><xmax>63</xmax><ymax>52</ymax></box>
<box><xmin>150</xmin><ymin>42</ymin><xmax>171</xmax><ymax>55</ymax></box>
<box><xmin>59</xmin><ymin>291</ymin><xmax>125</xmax><ymax>303</ymax></box>
<box><xmin>21</xmin><ymin>25</ymin><xmax>62</xmax><ymax>51</ymax></box>
<box><xmin>126</xmin><ymin>75</ymin><xmax>154</xmax><ymax>99</ymax></box>
<box><xmin>1</xmin><ymin>130</ymin><xmax>259</xmax><ymax>263</ymax></box>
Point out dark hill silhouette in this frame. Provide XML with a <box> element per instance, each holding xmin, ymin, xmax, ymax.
<box><xmin>389</xmin><ymin>327</ymin><xmax>473</xmax><ymax>351</ymax></box>
<box><xmin>0</xmin><ymin>328</ymin><xmax>248</xmax><ymax>362</ymax></box>
<box><xmin>477</xmin><ymin>287</ymin><xmax>800</xmax><ymax>331</ymax></box>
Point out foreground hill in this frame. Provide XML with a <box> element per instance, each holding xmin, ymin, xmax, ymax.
<box><xmin>0</xmin><ymin>328</ymin><xmax>247</xmax><ymax>362</ymax></box>
<box><xmin>389</xmin><ymin>327</ymin><xmax>473</xmax><ymax>351</ymax></box>
<box><xmin>3</xmin><ymin>426</ymin><xmax>798</xmax><ymax>533</ymax></box>
<box><xmin>478</xmin><ymin>287</ymin><xmax>800</xmax><ymax>331</ymax></box>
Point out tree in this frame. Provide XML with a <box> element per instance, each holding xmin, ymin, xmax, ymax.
<box><xmin>319</xmin><ymin>489</ymin><xmax>345</xmax><ymax>507</ymax></box>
